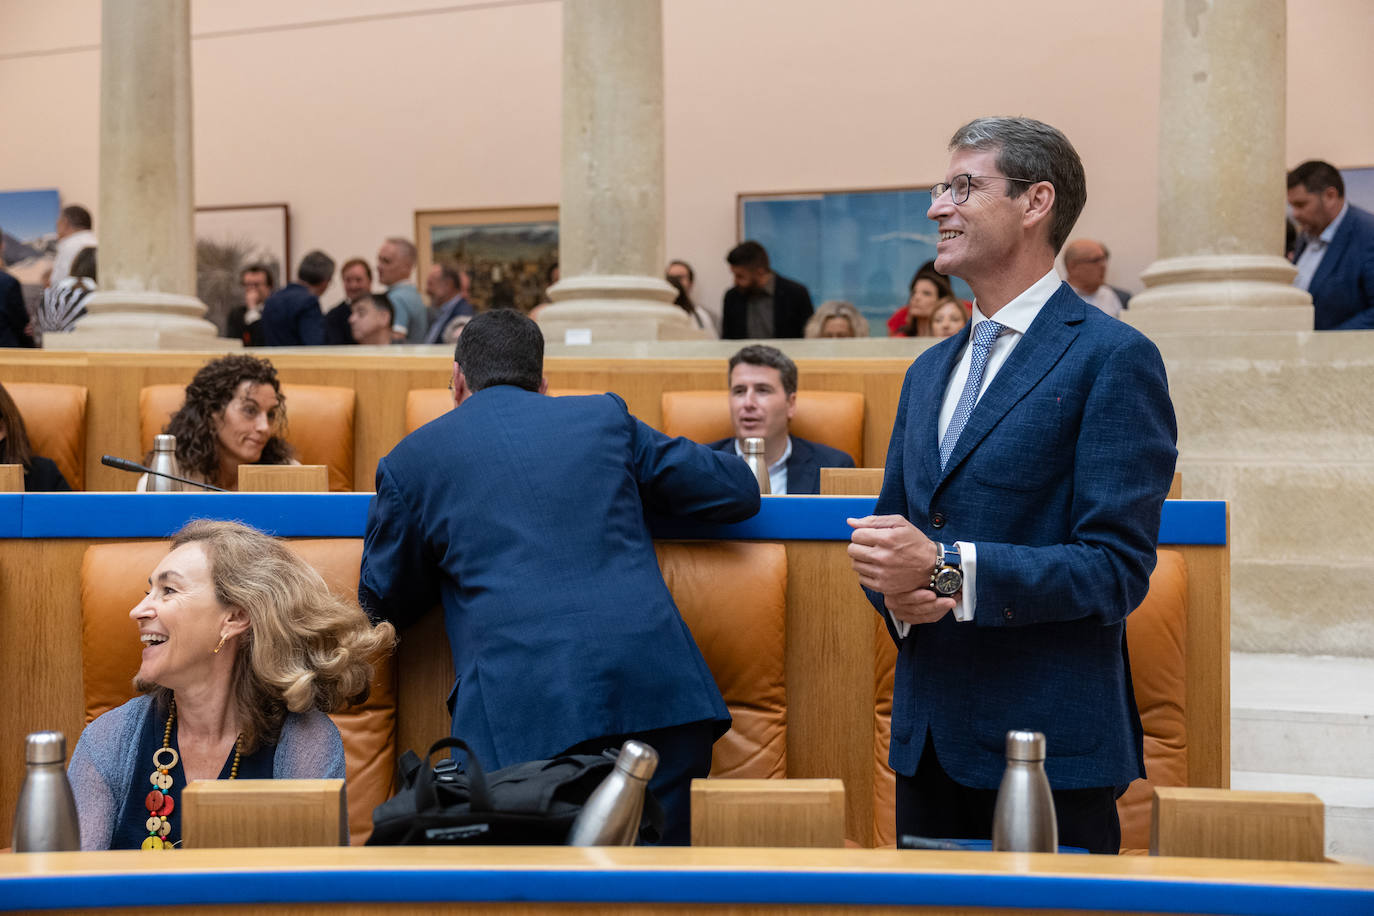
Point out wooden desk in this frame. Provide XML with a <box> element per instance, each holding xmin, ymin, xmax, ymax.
<box><xmin>2</xmin><ymin>846</ymin><xmax>1370</xmax><ymax>914</ymax></box>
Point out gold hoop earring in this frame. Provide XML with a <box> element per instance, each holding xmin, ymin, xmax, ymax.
<box><xmin>213</xmin><ymin>635</ymin><xmax>227</xmax><ymax>655</ymax></box>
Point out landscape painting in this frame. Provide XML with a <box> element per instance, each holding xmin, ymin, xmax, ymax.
<box><xmin>194</xmin><ymin>203</ymin><xmax>290</xmax><ymax>333</ymax></box>
<box><xmin>0</xmin><ymin>188</ymin><xmax>61</xmax><ymax>314</ymax></box>
<box><xmin>416</xmin><ymin>206</ymin><xmax>558</xmax><ymax>313</ymax></box>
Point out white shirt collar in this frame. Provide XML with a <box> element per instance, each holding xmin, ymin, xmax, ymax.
<box><xmin>970</xmin><ymin>268</ymin><xmax>1061</xmax><ymax>334</ymax></box>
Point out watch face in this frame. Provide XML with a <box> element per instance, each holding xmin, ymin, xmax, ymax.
<box><xmin>933</xmin><ymin>567</ymin><xmax>963</xmax><ymax>597</ymax></box>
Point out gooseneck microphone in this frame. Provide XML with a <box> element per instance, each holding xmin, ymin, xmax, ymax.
<box><xmin>101</xmin><ymin>455</ymin><xmax>229</xmax><ymax>492</ymax></box>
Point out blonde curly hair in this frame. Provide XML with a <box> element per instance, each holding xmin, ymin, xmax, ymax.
<box><xmin>150</xmin><ymin>520</ymin><xmax>396</xmax><ymax>754</ymax></box>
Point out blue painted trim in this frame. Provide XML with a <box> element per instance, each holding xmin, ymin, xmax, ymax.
<box><xmin>1</xmin><ymin>865</ymin><xmax>1367</xmax><ymax>914</ymax></box>
<box><xmin>0</xmin><ymin>494</ymin><xmax>20</xmax><ymax>537</ymax></box>
<box><xmin>8</xmin><ymin>494</ymin><xmax>1227</xmax><ymax>546</ymax></box>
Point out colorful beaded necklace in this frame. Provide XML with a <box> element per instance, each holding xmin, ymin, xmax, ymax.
<box><xmin>142</xmin><ymin>699</ymin><xmax>241</xmax><ymax>851</ymax></box>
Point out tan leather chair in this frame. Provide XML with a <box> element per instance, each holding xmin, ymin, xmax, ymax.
<box><xmin>656</xmin><ymin>541</ymin><xmax>788</xmax><ymax>778</ymax></box>
<box><xmin>404</xmin><ymin>387</ymin><xmax>604</xmax><ymax>434</ymax></box>
<box><xmin>660</xmin><ymin>390</ymin><xmax>865</xmax><ymax>465</ymax></box>
<box><xmin>6</xmin><ymin>382</ymin><xmax>88</xmax><ymax>489</ymax></box>
<box><xmin>80</xmin><ymin>538</ymin><xmax>397</xmax><ymax>845</ymax></box>
<box><xmin>869</xmin><ymin>549</ymin><xmax>1190</xmax><ymax>851</ymax></box>
<box><xmin>140</xmin><ymin>383</ymin><xmax>356</xmax><ymax>491</ymax></box>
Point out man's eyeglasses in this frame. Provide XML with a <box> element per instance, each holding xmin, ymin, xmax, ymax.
<box><xmin>930</xmin><ymin>174</ymin><xmax>1042</xmax><ymax>206</ymax></box>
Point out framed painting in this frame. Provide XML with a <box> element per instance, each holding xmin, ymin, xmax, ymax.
<box><xmin>0</xmin><ymin>188</ymin><xmax>62</xmax><ymax>316</ymax></box>
<box><xmin>416</xmin><ymin>206</ymin><xmax>558</xmax><ymax>313</ymax></box>
<box><xmin>194</xmin><ymin>203</ymin><xmax>291</xmax><ymax>333</ymax></box>
<box><xmin>738</xmin><ymin>186</ymin><xmax>972</xmax><ymax>337</ymax></box>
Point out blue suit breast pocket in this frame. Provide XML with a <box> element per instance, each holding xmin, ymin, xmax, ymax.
<box><xmin>970</xmin><ymin>395</ymin><xmax>1066</xmax><ymax>491</ymax></box>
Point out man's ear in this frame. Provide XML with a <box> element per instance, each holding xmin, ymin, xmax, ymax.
<box><xmin>1021</xmin><ymin>180</ymin><xmax>1057</xmax><ymax>232</ymax></box>
<box><xmin>786</xmin><ymin>391</ymin><xmax>798</xmax><ymax>420</ymax></box>
<box><xmin>451</xmin><ymin>364</ymin><xmax>468</xmax><ymax>406</ymax></box>
<box><xmin>538</xmin><ymin>376</ymin><xmax>549</xmax><ymax>396</ymax></box>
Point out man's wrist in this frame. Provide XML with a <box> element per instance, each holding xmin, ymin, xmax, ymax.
<box><xmin>930</xmin><ymin>542</ymin><xmax>964</xmax><ymax>597</ymax></box>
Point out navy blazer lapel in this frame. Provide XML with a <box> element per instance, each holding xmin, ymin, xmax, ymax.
<box><xmin>1310</xmin><ymin>212</ymin><xmax>1355</xmax><ymax>296</ymax></box>
<box><xmin>937</xmin><ymin>284</ymin><xmax>1082</xmax><ymax>484</ymax></box>
<box><xmin>918</xmin><ymin>329</ymin><xmax>970</xmax><ymax>488</ymax></box>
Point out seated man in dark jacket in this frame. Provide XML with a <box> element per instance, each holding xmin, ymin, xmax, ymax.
<box><xmin>710</xmin><ymin>344</ymin><xmax>854</xmax><ymax>494</ymax></box>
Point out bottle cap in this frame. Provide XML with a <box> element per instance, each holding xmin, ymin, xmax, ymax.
<box><xmin>25</xmin><ymin>731</ymin><xmax>67</xmax><ymax>765</ymax></box>
<box><xmin>743</xmin><ymin>437</ymin><xmax>765</xmax><ymax>456</ymax></box>
<box><xmin>614</xmin><ymin>740</ymin><xmax>660</xmax><ymax>781</ymax></box>
<box><xmin>153</xmin><ymin>434</ymin><xmax>177</xmax><ymax>452</ymax></box>
<box><xmin>1004</xmin><ymin>730</ymin><xmax>1046</xmax><ymax>762</ymax></box>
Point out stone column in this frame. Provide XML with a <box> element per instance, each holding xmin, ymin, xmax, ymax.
<box><xmin>51</xmin><ymin>0</ymin><xmax>225</xmax><ymax>350</ymax></box>
<box><xmin>537</xmin><ymin>0</ymin><xmax>703</xmax><ymax>342</ymax></box>
<box><xmin>1126</xmin><ymin>0</ymin><xmax>1311</xmax><ymax>333</ymax></box>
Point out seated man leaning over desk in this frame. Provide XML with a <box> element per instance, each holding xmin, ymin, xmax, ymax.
<box><xmin>358</xmin><ymin>309</ymin><xmax>761</xmax><ymax>845</ymax></box>
<box><xmin>710</xmin><ymin>344</ymin><xmax>855</xmax><ymax>494</ymax></box>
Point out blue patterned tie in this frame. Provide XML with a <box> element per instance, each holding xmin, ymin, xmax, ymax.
<box><xmin>939</xmin><ymin>319</ymin><xmax>1005</xmax><ymax>470</ymax></box>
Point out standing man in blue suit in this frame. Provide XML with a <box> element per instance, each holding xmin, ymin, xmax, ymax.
<box><xmin>709</xmin><ymin>345</ymin><xmax>855</xmax><ymax>494</ymax></box>
<box><xmin>260</xmin><ymin>250</ymin><xmax>333</xmax><ymax>346</ymax></box>
<box><xmin>359</xmin><ymin>309</ymin><xmax>760</xmax><ymax>844</ymax></box>
<box><xmin>1287</xmin><ymin>160</ymin><xmax>1374</xmax><ymax>330</ymax></box>
<box><xmin>847</xmin><ymin>117</ymin><xmax>1177</xmax><ymax>854</ymax></box>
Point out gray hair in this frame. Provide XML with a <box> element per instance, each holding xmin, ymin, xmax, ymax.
<box><xmin>948</xmin><ymin>117</ymin><xmax>1086</xmax><ymax>253</ymax></box>
<box><xmin>384</xmin><ymin>237</ymin><xmax>417</xmax><ymax>267</ymax></box>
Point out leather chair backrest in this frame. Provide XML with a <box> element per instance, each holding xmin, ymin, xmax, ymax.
<box><xmin>869</xmin><ymin>548</ymin><xmax>1190</xmax><ymax>851</ymax></box>
<box><xmin>6</xmin><ymin>382</ymin><xmax>87</xmax><ymax>489</ymax></box>
<box><xmin>140</xmin><ymin>383</ymin><xmax>356</xmax><ymax>491</ymax></box>
<box><xmin>660</xmin><ymin>390</ymin><xmax>864</xmax><ymax>465</ymax></box>
<box><xmin>404</xmin><ymin>388</ymin><xmax>604</xmax><ymax>435</ymax></box>
<box><xmin>655</xmin><ymin>541</ymin><xmax>788</xmax><ymax>778</ymax></box>
<box><xmin>80</xmin><ymin>538</ymin><xmax>396</xmax><ymax>845</ymax></box>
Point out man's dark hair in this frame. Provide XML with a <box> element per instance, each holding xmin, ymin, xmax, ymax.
<box><xmin>61</xmin><ymin>205</ymin><xmax>92</xmax><ymax>231</ymax></box>
<box><xmin>340</xmin><ymin>257</ymin><xmax>372</xmax><ymax>280</ymax></box>
<box><xmin>297</xmin><ymin>250</ymin><xmax>336</xmax><ymax>287</ymax></box>
<box><xmin>1287</xmin><ymin>160</ymin><xmax>1344</xmax><ymax>197</ymax></box>
<box><xmin>360</xmin><ymin>292</ymin><xmax>394</xmax><ymax>324</ymax></box>
<box><xmin>70</xmin><ymin>246</ymin><xmax>98</xmax><ymax>282</ymax></box>
<box><xmin>240</xmin><ymin>262</ymin><xmax>276</xmax><ymax>289</ymax></box>
<box><xmin>435</xmin><ymin>260</ymin><xmax>464</xmax><ymax>291</ymax></box>
<box><xmin>454</xmin><ymin>309</ymin><xmax>544</xmax><ymax>393</ymax></box>
<box><xmin>729</xmin><ymin>344</ymin><xmax>798</xmax><ymax>396</ymax></box>
<box><xmin>948</xmin><ymin>117</ymin><xmax>1086</xmax><ymax>253</ymax></box>
<box><xmin>727</xmin><ymin>241</ymin><xmax>770</xmax><ymax>271</ymax></box>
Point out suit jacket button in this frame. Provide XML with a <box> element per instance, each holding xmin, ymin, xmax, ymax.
<box><xmin>1003</xmin><ymin>608</ymin><xmax>1014</xmax><ymax>619</ymax></box>
<box><xmin>931</xmin><ymin>512</ymin><xmax>946</xmax><ymax>528</ymax></box>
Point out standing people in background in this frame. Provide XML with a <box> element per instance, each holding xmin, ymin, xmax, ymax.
<box><xmin>0</xmin><ymin>381</ymin><xmax>70</xmax><ymax>490</ymax></box>
<box><xmin>0</xmin><ymin>239</ymin><xmax>34</xmax><ymax>348</ymax></box>
<box><xmin>225</xmin><ymin>264</ymin><xmax>275</xmax><ymax>346</ymax></box>
<box><xmin>929</xmin><ymin>297</ymin><xmax>969</xmax><ymax>338</ymax></box>
<box><xmin>50</xmin><ymin>205</ymin><xmax>98</xmax><ymax>288</ymax></box>
<box><xmin>1062</xmin><ymin>239</ymin><xmax>1131</xmax><ymax>317</ymax></box>
<box><xmin>888</xmin><ymin>269</ymin><xmax>954</xmax><ymax>337</ymax></box>
<box><xmin>324</xmin><ymin>258</ymin><xmax>374</xmax><ymax>345</ymax></box>
<box><xmin>359</xmin><ymin>309</ymin><xmax>760</xmax><ymax>846</ymax></box>
<box><xmin>260</xmin><ymin>251</ymin><xmax>333</xmax><ymax>346</ymax></box>
<box><xmin>848</xmin><ymin>117</ymin><xmax>1176</xmax><ymax>854</ymax></box>
<box><xmin>347</xmin><ymin>294</ymin><xmax>396</xmax><ymax>346</ymax></box>
<box><xmin>665</xmin><ymin>259</ymin><xmax>719</xmax><ymax>334</ymax></box>
<box><xmin>721</xmin><ymin>241</ymin><xmax>813</xmax><ymax>339</ymax></box>
<box><xmin>1287</xmin><ymin>159</ymin><xmax>1374</xmax><ymax>330</ymax></box>
<box><xmin>804</xmin><ymin>300</ymin><xmax>870</xmax><ymax>338</ymax></box>
<box><xmin>36</xmin><ymin>245</ymin><xmax>97</xmax><ymax>339</ymax></box>
<box><xmin>709</xmin><ymin>345</ymin><xmax>854</xmax><ymax>495</ymax></box>
<box><xmin>376</xmin><ymin>238</ymin><xmax>428</xmax><ymax>342</ymax></box>
<box><xmin>424</xmin><ymin>261</ymin><xmax>475</xmax><ymax>344</ymax></box>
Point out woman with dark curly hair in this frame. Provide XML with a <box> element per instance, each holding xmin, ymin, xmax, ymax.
<box><xmin>139</xmin><ymin>354</ymin><xmax>297</xmax><ymax>491</ymax></box>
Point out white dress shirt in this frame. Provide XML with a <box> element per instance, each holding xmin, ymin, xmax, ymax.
<box><xmin>891</xmin><ymin>268</ymin><xmax>1061</xmax><ymax>637</ymax></box>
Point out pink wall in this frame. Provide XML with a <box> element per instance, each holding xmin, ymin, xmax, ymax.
<box><xmin>1</xmin><ymin>0</ymin><xmax>1370</xmax><ymax>321</ymax></box>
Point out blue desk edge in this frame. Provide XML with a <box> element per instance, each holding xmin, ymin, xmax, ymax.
<box><xmin>4</xmin><ymin>494</ymin><xmax>1226</xmax><ymax>545</ymax></box>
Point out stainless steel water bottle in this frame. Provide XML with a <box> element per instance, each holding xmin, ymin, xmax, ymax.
<box><xmin>567</xmin><ymin>740</ymin><xmax>659</xmax><ymax>846</ymax></box>
<box><xmin>147</xmin><ymin>434</ymin><xmax>184</xmax><ymax>492</ymax></box>
<box><xmin>742</xmin><ymin>437</ymin><xmax>770</xmax><ymax>494</ymax></box>
<box><xmin>12</xmin><ymin>731</ymin><xmax>81</xmax><ymax>852</ymax></box>
<box><xmin>991</xmin><ymin>730</ymin><xmax>1057</xmax><ymax>853</ymax></box>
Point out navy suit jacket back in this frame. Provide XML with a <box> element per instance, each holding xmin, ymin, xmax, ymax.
<box><xmin>708</xmin><ymin>434</ymin><xmax>854</xmax><ymax>494</ymax></box>
<box><xmin>360</xmin><ymin>388</ymin><xmax>759</xmax><ymax>768</ymax></box>
<box><xmin>870</xmin><ymin>283</ymin><xmax>1177</xmax><ymax>790</ymax></box>
<box><xmin>1300</xmin><ymin>203</ymin><xmax>1374</xmax><ymax>330</ymax></box>
<box><xmin>261</xmin><ymin>283</ymin><xmax>325</xmax><ymax>346</ymax></box>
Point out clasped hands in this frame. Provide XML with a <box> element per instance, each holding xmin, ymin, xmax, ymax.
<box><xmin>847</xmin><ymin>515</ymin><xmax>956</xmax><ymax>626</ymax></box>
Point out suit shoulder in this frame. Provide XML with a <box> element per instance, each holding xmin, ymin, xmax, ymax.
<box><xmin>792</xmin><ymin>435</ymin><xmax>855</xmax><ymax>467</ymax></box>
<box><xmin>706</xmin><ymin>436</ymin><xmax>733</xmax><ymax>452</ymax></box>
